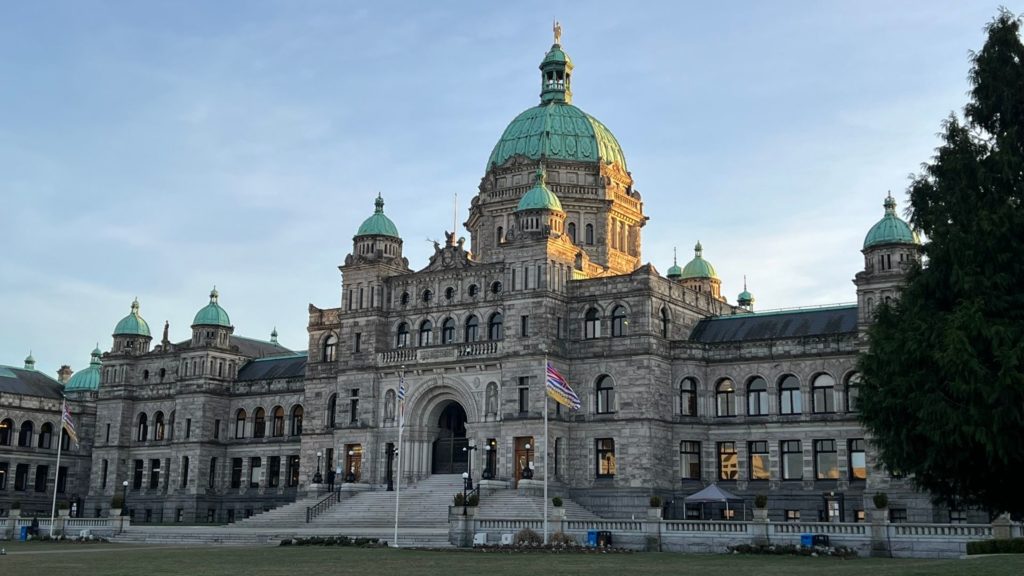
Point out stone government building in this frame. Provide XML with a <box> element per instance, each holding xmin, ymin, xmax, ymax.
<box><xmin>1</xmin><ymin>37</ymin><xmax>962</xmax><ymax>525</ymax></box>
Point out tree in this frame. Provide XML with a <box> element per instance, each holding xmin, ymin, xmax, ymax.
<box><xmin>858</xmin><ymin>10</ymin><xmax>1024</xmax><ymax>515</ymax></box>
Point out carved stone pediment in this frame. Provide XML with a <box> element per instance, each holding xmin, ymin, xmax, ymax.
<box><xmin>421</xmin><ymin>231</ymin><xmax>475</xmax><ymax>271</ymax></box>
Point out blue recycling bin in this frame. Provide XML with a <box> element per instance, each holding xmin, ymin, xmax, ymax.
<box><xmin>587</xmin><ymin>530</ymin><xmax>598</xmax><ymax>547</ymax></box>
<box><xmin>800</xmin><ymin>533</ymin><xmax>813</xmax><ymax>548</ymax></box>
<box><xmin>20</xmin><ymin>526</ymin><xmax>29</xmax><ymax>541</ymax></box>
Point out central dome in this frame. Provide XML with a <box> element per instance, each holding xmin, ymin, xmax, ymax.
<box><xmin>487</xmin><ymin>40</ymin><xmax>626</xmax><ymax>170</ymax></box>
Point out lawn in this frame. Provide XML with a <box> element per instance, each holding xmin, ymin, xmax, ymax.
<box><xmin>1</xmin><ymin>542</ymin><xmax>1021</xmax><ymax>576</ymax></box>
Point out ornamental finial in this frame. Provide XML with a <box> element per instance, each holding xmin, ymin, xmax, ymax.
<box><xmin>553</xmin><ymin>20</ymin><xmax>562</xmax><ymax>45</ymax></box>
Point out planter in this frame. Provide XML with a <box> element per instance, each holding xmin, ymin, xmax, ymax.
<box><xmin>753</xmin><ymin>508</ymin><xmax>769</xmax><ymax>521</ymax></box>
<box><xmin>109</xmin><ymin>507</ymin><xmax>122</xmax><ymax>518</ymax></box>
<box><xmin>646</xmin><ymin>507</ymin><xmax>663</xmax><ymax>520</ymax></box>
<box><xmin>58</xmin><ymin>509</ymin><xmax>70</xmax><ymax>518</ymax></box>
<box><xmin>552</xmin><ymin>507</ymin><xmax>566</xmax><ymax>519</ymax></box>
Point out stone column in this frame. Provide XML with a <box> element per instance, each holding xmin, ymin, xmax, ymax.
<box><xmin>869</xmin><ymin>508</ymin><xmax>890</xmax><ymax>557</ymax></box>
<box><xmin>992</xmin><ymin>513</ymin><xmax>1012</xmax><ymax>540</ymax></box>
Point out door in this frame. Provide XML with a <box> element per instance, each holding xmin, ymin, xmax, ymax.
<box><xmin>431</xmin><ymin>402</ymin><xmax>468</xmax><ymax>474</ymax></box>
<box><xmin>513</xmin><ymin>436</ymin><xmax>535</xmax><ymax>485</ymax></box>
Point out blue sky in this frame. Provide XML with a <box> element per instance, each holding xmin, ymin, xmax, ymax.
<box><xmin>0</xmin><ymin>1</ymin><xmax>1015</xmax><ymax>375</ymax></box>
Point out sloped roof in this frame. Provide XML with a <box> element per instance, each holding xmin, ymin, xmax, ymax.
<box><xmin>0</xmin><ymin>365</ymin><xmax>63</xmax><ymax>398</ymax></box>
<box><xmin>230</xmin><ymin>335</ymin><xmax>292</xmax><ymax>358</ymax></box>
<box><xmin>236</xmin><ymin>353</ymin><xmax>307</xmax><ymax>382</ymax></box>
<box><xmin>690</xmin><ymin>305</ymin><xmax>858</xmax><ymax>344</ymax></box>
<box><xmin>684</xmin><ymin>483</ymin><xmax>744</xmax><ymax>503</ymax></box>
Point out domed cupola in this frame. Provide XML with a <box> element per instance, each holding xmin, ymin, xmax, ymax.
<box><xmin>666</xmin><ymin>248</ymin><xmax>683</xmax><ymax>279</ymax></box>
<box><xmin>679</xmin><ymin>242</ymin><xmax>724</xmax><ymax>301</ymax></box>
<box><xmin>24</xmin><ymin>352</ymin><xmax>35</xmax><ymax>370</ymax></box>
<box><xmin>65</xmin><ymin>346</ymin><xmax>103</xmax><ymax>392</ymax></box>
<box><xmin>864</xmin><ymin>193</ymin><xmax>920</xmax><ymax>249</ymax></box>
<box><xmin>351</xmin><ymin>194</ymin><xmax>404</xmax><ymax>263</ymax></box>
<box><xmin>737</xmin><ymin>276</ymin><xmax>755</xmax><ymax>311</ymax></box>
<box><xmin>512</xmin><ymin>168</ymin><xmax>566</xmax><ymax>239</ymax></box>
<box><xmin>191</xmin><ymin>288</ymin><xmax>234</xmax><ymax>348</ymax></box>
<box><xmin>112</xmin><ymin>298</ymin><xmax>152</xmax><ymax>355</ymax></box>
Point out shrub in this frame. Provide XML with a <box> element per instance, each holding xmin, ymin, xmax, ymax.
<box><xmin>728</xmin><ymin>543</ymin><xmax>857</xmax><ymax>558</ymax></box>
<box><xmin>967</xmin><ymin>538</ymin><xmax>1024</xmax><ymax>555</ymax></box>
<box><xmin>453</xmin><ymin>493</ymin><xmax>465</xmax><ymax>506</ymax></box>
<box><xmin>58</xmin><ymin>500</ymin><xmax>70</xmax><ymax>510</ymax></box>
<box><xmin>110</xmin><ymin>495</ymin><xmax>124</xmax><ymax>509</ymax></box>
<box><xmin>649</xmin><ymin>495</ymin><xmax>662</xmax><ymax>508</ymax></box>
<box><xmin>754</xmin><ymin>494</ymin><xmax>768</xmax><ymax>509</ymax></box>
<box><xmin>872</xmin><ymin>492</ymin><xmax>889</xmax><ymax>509</ymax></box>
<box><xmin>552</xmin><ymin>496</ymin><xmax>563</xmax><ymax>507</ymax></box>
<box><xmin>514</xmin><ymin>528</ymin><xmax>543</xmax><ymax>546</ymax></box>
<box><xmin>549</xmin><ymin>531</ymin><xmax>578</xmax><ymax>547</ymax></box>
<box><xmin>466</xmin><ymin>493</ymin><xmax>479</xmax><ymax>507</ymax></box>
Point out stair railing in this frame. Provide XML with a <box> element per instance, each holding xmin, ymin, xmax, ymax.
<box><xmin>306</xmin><ymin>489</ymin><xmax>341</xmax><ymax>523</ymax></box>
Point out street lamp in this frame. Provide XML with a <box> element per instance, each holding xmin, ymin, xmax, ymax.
<box><xmin>462</xmin><ymin>471</ymin><xmax>470</xmax><ymax>515</ymax></box>
<box><xmin>462</xmin><ymin>444</ymin><xmax>477</xmax><ymax>483</ymax></box>
<box><xmin>121</xmin><ymin>480</ymin><xmax>128</xmax><ymax>517</ymax></box>
<box><xmin>346</xmin><ymin>450</ymin><xmax>357</xmax><ymax>483</ymax></box>
<box><xmin>522</xmin><ymin>443</ymin><xmax>534</xmax><ymax>479</ymax></box>
<box><xmin>384</xmin><ymin>444</ymin><xmax>397</xmax><ymax>491</ymax></box>
<box><xmin>482</xmin><ymin>443</ymin><xmax>494</xmax><ymax>480</ymax></box>
<box><xmin>313</xmin><ymin>450</ymin><xmax>323</xmax><ymax>484</ymax></box>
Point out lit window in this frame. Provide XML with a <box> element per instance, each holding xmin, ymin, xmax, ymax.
<box><xmin>718</xmin><ymin>442</ymin><xmax>738</xmax><ymax>480</ymax></box>
<box><xmin>749</xmin><ymin>441</ymin><xmax>770</xmax><ymax>481</ymax></box>
<box><xmin>849</xmin><ymin>438</ymin><xmax>867</xmax><ymax>480</ymax></box>
<box><xmin>596</xmin><ymin>438</ymin><xmax>616</xmax><ymax>477</ymax></box>
<box><xmin>814</xmin><ymin>439</ymin><xmax>839</xmax><ymax>479</ymax></box>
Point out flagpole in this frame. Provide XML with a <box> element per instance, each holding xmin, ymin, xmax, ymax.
<box><xmin>543</xmin><ymin>354</ymin><xmax>549</xmax><ymax>545</ymax></box>
<box><xmin>49</xmin><ymin>397</ymin><xmax>65</xmax><ymax>538</ymax></box>
<box><xmin>394</xmin><ymin>367</ymin><xmax>404</xmax><ymax>547</ymax></box>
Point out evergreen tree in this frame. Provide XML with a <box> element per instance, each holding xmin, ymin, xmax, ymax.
<box><xmin>859</xmin><ymin>10</ymin><xmax>1024</xmax><ymax>515</ymax></box>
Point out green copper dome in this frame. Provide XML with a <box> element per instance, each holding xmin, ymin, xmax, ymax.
<box><xmin>65</xmin><ymin>346</ymin><xmax>103</xmax><ymax>392</ymax></box>
<box><xmin>488</xmin><ymin>41</ymin><xmax>626</xmax><ymax>170</ymax></box>
<box><xmin>193</xmin><ymin>288</ymin><xmax>231</xmax><ymax>327</ymax></box>
<box><xmin>24</xmin><ymin>352</ymin><xmax>35</xmax><ymax>370</ymax></box>
<box><xmin>863</xmin><ymin>194</ymin><xmax>919</xmax><ymax>249</ymax></box>
<box><xmin>517</xmin><ymin>169</ymin><xmax>563</xmax><ymax>211</ymax></box>
<box><xmin>667</xmin><ymin>248</ymin><xmax>683</xmax><ymax>278</ymax></box>
<box><xmin>113</xmin><ymin>299</ymin><xmax>151</xmax><ymax>337</ymax></box>
<box><xmin>681</xmin><ymin>242</ymin><xmax>718</xmax><ymax>279</ymax></box>
<box><xmin>356</xmin><ymin>194</ymin><xmax>400</xmax><ymax>238</ymax></box>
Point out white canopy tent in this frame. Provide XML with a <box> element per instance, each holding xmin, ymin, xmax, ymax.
<box><xmin>683</xmin><ymin>483</ymin><xmax>746</xmax><ymax>520</ymax></box>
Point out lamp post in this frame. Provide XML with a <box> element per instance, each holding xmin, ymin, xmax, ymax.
<box><xmin>482</xmin><ymin>443</ymin><xmax>494</xmax><ymax>480</ymax></box>
<box><xmin>313</xmin><ymin>451</ymin><xmax>323</xmax><ymax>484</ymax></box>
<box><xmin>462</xmin><ymin>472</ymin><xmax>470</xmax><ymax>515</ymax></box>
<box><xmin>384</xmin><ymin>444</ymin><xmax>397</xmax><ymax>491</ymax></box>
<box><xmin>462</xmin><ymin>444</ymin><xmax>477</xmax><ymax>483</ymax></box>
<box><xmin>346</xmin><ymin>450</ymin><xmax>356</xmax><ymax>483</ymax></box>
<box><xmin>121</xmin><ymin>480</ymin><xmax>128</xmax><ymax>517</ymax></box>
<box><xmin>522</xmin><ymin>442</ymin><xmax>534</xmax><ymax>479</ymax></box>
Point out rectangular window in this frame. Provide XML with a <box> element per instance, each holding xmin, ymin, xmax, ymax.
<box><xmin>889</xmin><ymin>508</ymin><xmax>908</xmax><ymax>523</ymax></box>
<box><xmin>814</xmin><ymin>439</ymin><xmax>839</xmax><ymax>479</ymax></box>
<box><xmin>520</xmin><ymin>315</ymin><xmax>530</xmax><ymax>337</ymax></box>
<box><xmin>596</xmin><ymin>438</ymin><xmax>616</xmax><ymax>477</ymax></box>
<box><xmin>781</xmin><ymin>440</ymin><xmax>802</xmax><ymax>480</ymax></box>
<box><xmin>149</xmin><ymin>458</ymin><xmax>161</xmax><ymax>489</ymax></box>
<box><xmin>680</xmin><ymin>441</ymin><xmax>701</xmax><ymax>480</ymax></box>
<box><xmin>717</xmin><ymin>442</ymin><xmax>738</xmax><ymax>480</ymax></box>
<box><xmin>511</xmin><ymin>268</ymin><xmax>517</xmax><ymax>290</ymax></box>
<box><xmin>231</xmin><ymin>458</ymin><xmax>243</xmax><ymax>489</ymax></box>
<box><xmin>185</xmin><ymin>419</ymin><xmax>192</xmax><ymax>439</ymax></box>
<box><xmin>518</xmin><ymin>377</ymin><xmax>530</xmax><ymax>414</ymax></box>
<box><xmin>748</xmin><ymin>441</ymin><xmax>770</xmax><ymax>481</ymax></box>
<box><xmin>133</xmin><ymin>459</ymin><xmax>144</xmax><ymax>489</ymax></box>
<box><xmin>0</xmin><ymin>462</ymin><xmax>8</xmax><ymax>490</ymax></box>
<box><xmin>57</xmin><ymin>466</ymin><xmax>68</xmax><ymax>493</ymax></box>
<box><xmin>556</xmin><ymin>316</ymin><xmax>563</xmax><ymax>339</ymax></box>
<box><xmin>268</xmin><ymin>456</ymin><xmax>281</xmax><ymax>488</ymax></box>
<box><xmin>949</xmin><ymin>509</ymin><xmax>967</xmax><ymax>524</ymax></box>
<box><xmin>287</xmin><ymin>455</ymin><xmax>300</xmax><ymax>487</ymax></box>
<box><xmin>35</xmin><ymin>464</ymin><xmax>49</xmax><ymax>492</ymax></box>
<box><xmin>350</xmin><ymin>389</ymin><xmax>360</xmax><ymax>423</ymax></box>
<box><xmin>785</xmin><ymin>509</ymin><xmax>801</xmax><ymax>522</ymax></box>
<box><xmin>181</xmin><ymin>456</ymin><xmax>190</xmax><ymax>488</ymax></box>
<box><xmin>354</xmin><ymin>333</ymin><xmax>362</xmax><ymax>353</ymax></box>
<box><xmin>15</xmin><ymin>463</ymin><xmax>28</xmax><ymax>491</ymax></box>
<box><xmin>101</xmin><ymin>459</ymin><xmax>108</xmax><ymax>489</ymax></box>
<box><xmin>849</xmin><ymin>438</ymin><xmax>867</xmax><ymax>480</ymax></box>
<box><xmin>208</xmin><ymin>457</ymin><xmax>217</xmax><ymax>489</ymax></box>
<box><xmin>855</xmin><ymin>509</ymin><xmax>866</xmax><ymax>522</ymax></box>
<box><xmin>105</xmin><ymin>423</ymin><xmax>111</xmax><ymax>443</ymax></box>
<box><xmin>249</xmin><ymin>457</ymin><xmax>262</xmax><ymax>488</ymax></box>
<box><xmin>214</xmin><ymin>419</ymin><xmax>221</xmax><ymax>440</ymax></box>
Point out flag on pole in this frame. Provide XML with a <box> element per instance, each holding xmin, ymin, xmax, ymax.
<box><xmin>546</xmin><ymin>363</ymin><xmax>581</xmax><ymax>410</ymax></box>
<box><xmin>397</xmin><ymin>371</ymin><xmax>407</xmax><ymax>427</ymax></box>
<box><xmin>62</xmin><ymin>401</ymin><xmax>79</xmax><ymax>446</ymax></box>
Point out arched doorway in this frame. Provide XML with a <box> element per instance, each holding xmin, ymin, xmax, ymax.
<box><xmin>431</xmin><ymin>402</ymin><xmax>468</xmax><ymax>474</ymax></box>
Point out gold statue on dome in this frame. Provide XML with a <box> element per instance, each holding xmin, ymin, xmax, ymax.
<box><xmin>553</xmin><ymin>20</ymin><xmax>562</xmax><ymax>44</ymax></box>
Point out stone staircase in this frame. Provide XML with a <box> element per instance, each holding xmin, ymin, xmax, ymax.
<box><xmin>476</xmin><ymin>491</ymin><xmax>601</xmax><ymax>521</ymax></box>
<box><xmin>232</xmin><ymin>494</ymin><xmax>323</xmax><ymax>527</ymax></box>
<box><xmin>310</xmin><ymin>474</ymin><xmax>463</xmax><ymax>529</ymax></box>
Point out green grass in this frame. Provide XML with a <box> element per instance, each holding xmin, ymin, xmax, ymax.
<box><xmin>1</xmin><ymin>542</ymin><xmax>1021</xmax><ymax>576</ymax></box>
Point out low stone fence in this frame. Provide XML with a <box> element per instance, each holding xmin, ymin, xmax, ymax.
<box><xmin>1</xmin><ymin>515</ymin><xmax>128</xmax><ymax>539</ymax></box>
<box><xmin>452</xmin><ymin>511</ymin><xmax>1020</xmax><ymax>558</ymax></box>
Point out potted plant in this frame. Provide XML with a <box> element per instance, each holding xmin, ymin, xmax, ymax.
<box><xmin>551</xmin><ymin>496</ymin><xmax>566</xmax><ymax>518</ymax></box>
<box><xmin>753</xmin><ymin>494</ymin><xmax>769</xmax><ymax>521</ymax></box>
<box><xmin>870</xmin><ymin>492</ymin><xmax>889</xmax><ymax>523</ymax></box>
<box><xmin>110</xmin><ymin>495</ymin><xmax>124</xmax><ymax>517</ymax></box>
<box><xmin>57</xmin><ymin>500</ymin><xmax>70</xmax><ymax>517</ymax></box>
<box><xmin>647</xmin><ymin>495</ymin><xmax>663</xmax><ymax>520</ymax></box>
<box><xmin>10</xmin><ymin>501</ymin><xmax>22</xmax><ymax>517</ymax></box>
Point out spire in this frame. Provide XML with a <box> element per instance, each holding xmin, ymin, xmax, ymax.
<box><xmin>130</xmin><ymin>298</ymin><xmax>140</xmax><ymax>313</ymax></box>
<box><xmin>24</xmin><ymin>351</ymin><xmax>35</xmax><ymax>370</ymax></box>
<box><xmin>209</xmin><ymin>286</ymin><xmax>219</xmax><ymax>303</ymax></box>
<box><xmin>884</xmin><ymin>191</ymin><xmax>897</xmax><ymax>214</ymax></box>
<box><xmin>674</xmin><ymin>247</ymin><xmax>678</xmax><ymax>266</ymax></box>
<box><xmin>694</xmin><ymin>241</ymin><xmax>703</xmax><ymax>258</ymax></box>
<box><xmin>90</xmin><ymin>344</ymin><xmax>103</xmax><ymax>366</ymax></box>
<box><xmin>270</xmin><ymin>327</ymin><xmax>279</xmax><ymax>345</ymax></box>
<box><xmin>540</xmin><ymin>23</ymin><xmax>573</xmax><ymax>104</ymax></box>
<box><xmin>374</xmin><ymin>192</ymin><xmax>385</xmax><ymax>214</ymax></box>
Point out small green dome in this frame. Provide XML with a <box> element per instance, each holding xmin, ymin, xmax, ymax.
<box><xmin>542</xmin><ymin>44</ymin><xmax>571</xmax><ymax>66</ymax></box>
<box><xmin>65</xmin><ymin>347</ymin><xmax>103</xmax><ymax>392</ymax></box>
<box><xmin>681</xmin><ymin>242</ymin><xmax>718</xmax><ymax>279</ymax></box>
<box><xmin>193</xmin><ymin>288</ymin><xmax>231</xmax><ymax>327</ymax></box>
<box><xmin>517</xmin><ymin>169</ymin><xmax>563</xmax><ymax>211</ymax></box>
<box><xmin>24</xmin><ymin>352</ymin><xmax>35</xmax><ymax>370</ymax></box>
<box><xmin>738</xmin><ymin>290</ymin><xmax>754</xmax><ymax>305</ymax></box>
<box><xmin>356</xmin><ymin>194</ymin><xmax>400</xmax><ymax>238</ymax></box>
<box><xmin>114</xmin><ymin>299</ymin><xmax>151</xmax><ymax>337</ymax></box>
<box><xmin>864</xmin><ymin>194</ymin><xmax>919</xmax><ymax>249</ymax></box>
<box><xmin>666</xmin><ymin>247</ymin><xmax>683</xmax><ymax>278</ymax></box>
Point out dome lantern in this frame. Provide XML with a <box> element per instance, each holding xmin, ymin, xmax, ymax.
<box><xmin>24</xmin><ymin>351</ymin><xmax>35</xmax><ymax>370</ymax></box>
<box><xmin>540</xmin><ymin>21</ymin><xmax>573</xmax><ymax>104</ymax></box>
<box><xmin>355</xmin><ymin>193</ymin><xmax>400</xmax><ymax>238</ymax></box>
<box><xmin>667</xmin><ymin>247</ymin><xmax>683</xmax><ymax>279</ymax></box>
<box><xmin>113</xmin><ymin>298</ymin><xmax>152</xmax><ymax>337</ymax></box>
<box><xmin>863</xmin><ymin>192</ymin><xmax>920</xmax><ymax>249</ymax></box>
<box><xmin>193</xmin><ymin>287</ymin><xmax>232</xmax><ymax>327</ymax></box>
<box><xmin>681</xmin><ymin>241</ymin><xmax>718</xmax><ymax>279</ymax></box>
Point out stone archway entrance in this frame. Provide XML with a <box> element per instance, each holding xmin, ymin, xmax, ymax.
<box><xmin>431</xmin><ymin>401</ymin><xmax>468</xmax><ymax>474</ymax></box>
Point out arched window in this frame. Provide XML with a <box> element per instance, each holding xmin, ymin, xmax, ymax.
<box><xmin>488</xmin><ymin>312</ymin><xmax>504</xmax><ymax>340</ymax></box>
<box><xmin>779</xmin><ymin>374</ymin><xmax>802</xmax><ymax>414</ymax></box>
<box><xmin>441</xmin><ymin>317</ymin><xmax>455</xmax><ymax>344</ymax></box>
<box><xmin>585</xmin><ymin>223</ymin><xmax>594</xmax><ymax>245</ymax></box>
<box><xmin>812</xmin><ymin>373</ymin><xmax>836</xmax><ymax>413</ymax></box>
<box><xmin>271</xmin><ymin>406</ymin><xmax>285</xmax><ymax>437</ymax></box>
<box><xmin>584</xmin><ymin>308</ymin><xmax>601</xmax><ymax>339</ymax></box>
<box><xmin>136</xmin><ymin>413</ymin><xmax>148</xmax><ymax>442</ymax></box>
<box><xmin>418</xmin><ymin>320</ymin><xmax>433</xmax><ymax>347</ymax></box>
<box><xmin>38</xmin><ymin>422</ymin><xmax>53</xmax><ymax>449</ymax></box>
<box><xmin>325</xmin><ymin>394</ymin><xmax>337</xmax><ymax>428</ymax></box>
<box><xmin>396</xmin><ymin>322</ymin><xmax>410</xmax><ymax>348</ymax></box>
<box><xmin>0</xmin><ymin>418</ymin><xmax>13</xmax><ymax>446</ymax></box>
<box><xmin>18</xmin><ymin>420</ymin><xmax>34</xmax><ymax>447</ymax></box>
<box><xmin>168</xmin><ymin>410</ymin><xmax>176</xmax><ymax>440</ymax></box>
<box><xmin>465</xmin><ymin>315</ymin><xmax>479</xmax><ymax>342</ymax></box>
<box><xmin>291</xmin><ymin>405</ymin><xmax>304</xmax><ymax>435</ymax></box>
<box><xmin>234</xmin><ymin>409</ymin><xmax>247</xmax><ymax>439</ymax></box>
<box><xmin>60</xmin><ymin>428</ymin><xmax>70</xmax><ymax>450</ymax></box>
<box><xmin>595</xmin><ymin>375</ymin><xmax>615</xmax><ymax>414</ymax></box>
<box><xmin>611</xmin><ymin>306</ymin><xmax>627</xmax><ymax>337</ymax></box>
<box><xmin>660</xmin><ymin>306</ymin><xmax>670</xmax><ymax>338</ymax></box>
<box><xmin>323</xmin><ymin>334</ymin><xmax>338</xmax><ymax>363</ymax></box>
<box><xmin>715</xmin><ymin>379</ymin><xmax>736</xmax><ymax>417</ymax></box>
<box><xmin>567</xmin><ymin>222</ymin><xmax>577</xmax><ymax>243</ymax></box>
<box><xmin>254</xmin><ymin>407</ymin><xmax>266</xmax><ymax>438</ymax></box>
<box><xmin>679</xmin><ymin>378</ymin><xmax>698</xmax><ymax>416</ymax></box>
<box><xmin>154</xmin><ymin>411</ymin><xmax>166</xmax><ymax>441</ymax></box>
<box><xmin>747</xmin><ymin>377</ymin><xmax>768</xmax><ymax>416</ymax></box>
<box><xmin>496</xmin><ymin>226</ymin><xmax>504</xmax><ymax>244</ymax></box>
<box><xmin>846</xmin><ymin>373</ymin><xmax>861</xmax><ymax>413</ymax></box>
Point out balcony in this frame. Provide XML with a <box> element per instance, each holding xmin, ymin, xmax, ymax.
<box><xmin>377</xmin><ymin>341</ymin><xmax>503</xmax><ymax>366</ymax></box>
